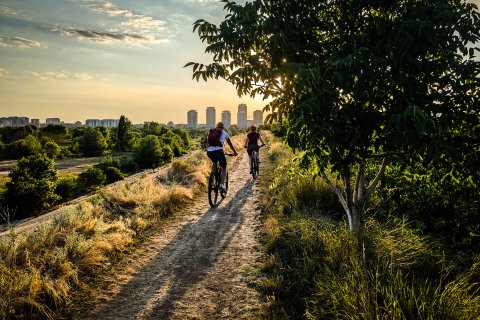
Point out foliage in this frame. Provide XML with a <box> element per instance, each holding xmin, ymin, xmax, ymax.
<box><xmin>3</xmin><ymin>154</ymin><xmax>60</xmax><ymax>218</ymax></box>
<box><xmin>40</xmin><ymin>124</ymin><xmax>68</xmax><ymax>144</ymax></box>
<box><xmin>103</xmin><ymin>167</ymin><xmax>125</xmax><ymax>184</ymax></box>
<box><xmin>115</xmin><ymin>115</ymin><xmax>135</xmax><ymax>152</ymax></box>
<box><xmin>43</xmin><ymin>140</ymin><xmax>61</xmax><ymax>159</ymax></box>
<box><xmin>261</xmin><ymin>150</ymin><xmax>480</xmax><ymax>319</ymax></box>
<box><xmin>188</xmin><ymin>0</ymin><xmax>480</xmax><ymax>231</ymax></box>
<box><xmin>0</xmin><ymin>125</ymin><xmax>38</xmax><ymax>144</ymax></box>
<box><xmin>118</xmin><ymin>155</ymin><xmax>139</xmax><ymax>173</ymax></box>
<box><xmin>78</xmin><ymin>128</ymin><xmax>108</xmax><ymax>157</ymax></box>
<box><xmin>3</xmin><ymin>135</ymin><xmax>42</xmax><ymax>159</ymax></box>
<box><xmin>77</xmin><ymin>167</ymin><xmax>106</xmax><ymax>191</ymax></box>
<box><xmin>55</xmin><ymin>175</ymin><xmax>78</xmax><ymax>200</ymax></box>
<box><xmin>135</xmin><ymin>135</ymin><xmax>164</xmax><ymax>169</ymax></box>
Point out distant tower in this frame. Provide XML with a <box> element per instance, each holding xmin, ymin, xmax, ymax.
<box><xmin>221</xmin><ymin>110</ymin><xmax>231</xmax><ymax>128</ymax></box>
<box><xmin>253</xmin><ymin>110</ymin><xmax>263</xmax><ymax>126</ymax></box>
<box><xmin>187</xmin><ymin>109</ymin><xmax>198</xmax><ymax>128</ymax></box>
<box><xmin>206</xmin><ymin>106</ymin><xmax>216</xmax><ymax>128</ymax></box>
<box><xmin>237</xmin><ymin>103</ymin><xmax>247</xmax><ymax>128</ymax></box>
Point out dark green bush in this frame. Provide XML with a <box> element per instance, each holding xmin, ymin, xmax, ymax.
<box><xmin>77</xmin><ymin>167</ymin><xmax>106</xmax><ymax>191</ymax></box>
<box><xmin>104</xmin><ymin>167</ymin><xmax>125</xmax><ymax>183</ymax></box>
<box><xmin>55</xmin><ymin>175</ymin><xmax>78</xmax><ymax>200</ymax></box>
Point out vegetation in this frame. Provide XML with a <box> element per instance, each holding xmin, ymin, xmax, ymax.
<box><xmin>3</xmin><ymin>154</ymin><xmax>60</xmax><ymax>218</ymax></box>
<box><xmin>188</xmin><ymin>0</ymin><xmax>480</xmax><ymax>231</ymax></box>
<box><xmin>260</xmin><ymin>135</ymin><xmax>480</xmax><ymax>319</ymax></box>
<box><xmin>0</xmin><ymin>119</ymin><xmax>193</xmax><ymax>220</ymax></box>
<box><xmin>0</xmin><ymin>150</ymin><xmax>210</xmax><ymax>319</ymax></box>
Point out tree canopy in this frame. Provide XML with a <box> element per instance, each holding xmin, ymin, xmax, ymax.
<box><xmin>187</xmin><ymin>0</ymin><xmax>480</xmax><ymax>230</ymax></box>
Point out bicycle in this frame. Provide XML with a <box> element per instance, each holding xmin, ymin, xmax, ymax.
<box><xmin>208</xmin><ymin>153</ymin><xmax>234</xmax><ymax>207</ymax></box>
<box><xmin>247</xmin><ymin>144</ymin><xmax>264</xmax><ymax>179</ymax></box>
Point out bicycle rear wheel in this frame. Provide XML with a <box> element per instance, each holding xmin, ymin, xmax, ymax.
<box><xmin>251</xmin><ymin>151</ymin><xmax>258</xmax><ymax>179</ymax></box>
<box><xmin>208</xmin><ymin>172</ymin><xmax>219</xmax><ymax>207</ymax></box>
<box><xmin>221</xmin><ymin>171</ymin><xmax>228</xmax><ymax>198</ymax></box>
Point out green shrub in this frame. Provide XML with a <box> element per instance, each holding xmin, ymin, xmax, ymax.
<box><xmin>55</xmin><ymin>175</ymin><xmax>78</xmax><ymax>200</ymax></box>
<box><xmin>3</xmin><ymin>154</ymin><xmax>60</xmax><ymax>218</ymax></box>
<box><xmin>77</xmin><ymin>167</ymin><xmax>106</xmax><ymax>191</ymax></box>
<box><xmin>135</xmin><ymin>135</ymin><xmax>163</xmax><ymax>169</ymax></box>
<box><xmin>43</xmin><ymin>141</ymin><xmax>61</xmax><ymax>159</ymax></box>
<box><xmin>104</xmin><ymin>167</ymin><xmax>125</xmax><ymax>183</ymax></box>
<box><xmin>119</xmin><ymin>155</ymin><xmax>138</xmax><ymax>173</ymax></box>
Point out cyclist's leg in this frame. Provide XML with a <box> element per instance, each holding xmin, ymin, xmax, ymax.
<box><xmin>207</xmin><ymin>151</ymin><xmax>217</xmax><ymax>175</ymax></box>
<box><xmin>218</xmin><ymin>151</ymin><xmax>227</xmax><ymax>185</ymax></box>
<box><xmin>247</xmin><ymin>145</ymin><xmax>255</xmax><ymax>172</ymax></box>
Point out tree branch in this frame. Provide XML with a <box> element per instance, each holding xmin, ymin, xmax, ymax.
<box><xmin>364</xmin><ymin>158</ymin><xmax>388</xmax><ymax>198</ymax></box>
<box><xmin>319</xmin><ymin>171</ymin><xmax>348</xmax><ymax>211</ymax></box>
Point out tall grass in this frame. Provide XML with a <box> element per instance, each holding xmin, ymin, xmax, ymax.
<box><xmin>0</xmin><ymin>150</ymin><xmax>210</xmax><ymax>319</ymax></box>
<box><xmin>259</xmin><ymin>139</ymin><xmax>480</xmax><ymax>320</ymax></box>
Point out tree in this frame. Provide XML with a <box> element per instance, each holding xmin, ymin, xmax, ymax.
<box><xmin>43</xmin><ymin>141</ymin><xmax>61</xmax><ymax>159</ymax></box>
<box><xmin>41</xmin><ymin>124</ymin><xmax>68</xmax><ymax>144</ymax></box>
<box><xmin>135</xmin><ymin>135</ymin><xmax>164</xmax><ymax>169</ymax></box>
<box><xmin>79</xmin><ymin>128</ymin><xmax>108</xmax><ymax>157</ymax></box>
<box><xmin>77</xmin><ymin>167</ymin><xmax>106</xmax><ymax>191</ymax></box>
<box><xmin>116</xmin><ymin>115</ymin><xmax>134</xmax><ymax>151</ymax></box>
<box><xmin>187</xmin><ymin>0</ymin><xmax>480</xmax><ymax>231</ymax></box>
<box><xmin>3</xmin><ymin>154</ymin><xmax>60</xmax><ymax>217</ymax></box>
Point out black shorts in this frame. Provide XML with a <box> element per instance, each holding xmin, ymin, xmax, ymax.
<box><xmin>207</xmin><ymin>150</ymin><xmax>227</xmax><ymax>168</ymax></box>
<box><xmin>246</xmin><ymin>144</ymin><xmax>259</xmax><ymax>156</ymax></box>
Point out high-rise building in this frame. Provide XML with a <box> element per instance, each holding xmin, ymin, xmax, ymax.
<box><xmin>85</xmin><ymin>119</ymin><xmax>102</xmax><ymax>127</ymax></box>
<box><xmin>101</xmin><ymin>119</ymin><xmax>119</xmax><ymax>128</ymax></box>
<box><xmin>221</xmin><ymin>110</ymin><xmax>231</xmax><ymax>128</ymax></box>
<box><xmin>206</xmin><ymin>106</ymin><xmax>216</xmax><ymax>128</ymax></box>
<box><xmin>31</xmin><ymin>119</ymin><xmax>40</xmax><ymax>126</ymax></box>
<box><xmin>46</xmin><ymin>118</ymin><xmax>60</xmax><ymax>125</ymax></box>
<box><xmin>187</xmin><ymin>109</ymin><xmax>198</xmax><ymax>128</ymax></box>
<box><xmin>237</xmin><ymin>103</ymin><xmax>247</xmax><ymax>128</ymax></box>
<box><xmin>253</xmin><ymin>110</ymin><xmax>263</xmax><ymax>126</ymax></box>
<box><xmin>0</xmin><ymin>116</ymin><xmax>29</xmax><ymax>127</ymax></box>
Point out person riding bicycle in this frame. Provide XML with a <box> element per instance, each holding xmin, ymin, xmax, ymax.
<box><xmin>207</xmin><ymin>122</ymin><xmax>238</xmax><ymax>192</ymax></box>
<box><xmin>244</xmin><ymin>125</ymin><xmax>265</xmax><ymax>174</ymax></box>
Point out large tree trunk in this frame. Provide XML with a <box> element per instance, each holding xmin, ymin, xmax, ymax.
<box><xmin>319</xmin><ymin>159</ymin><xmax>387</xmax><ymax>232</ymax></box>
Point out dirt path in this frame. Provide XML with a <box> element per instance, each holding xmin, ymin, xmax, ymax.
<box><xmin>78</xmin><ymin>152</ymin><xmax>268</xmax><ymax>319</ymax></box>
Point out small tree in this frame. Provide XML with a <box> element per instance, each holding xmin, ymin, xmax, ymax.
<box><xmin>188</xmin><ymin>0</ymin><xmax>480</xmax><ymax>231</ymax></box>
<box><xmin>4</xmin><ymin>154</ymin><xmax>60</xmax><ymax>217</ymax></box>
<box><xmin>43</xmin><ymin>141</ymin><xmax>61</xmax><ymax>159</ymax></box>
<box><xmin>41</xmin><ymin>124</ymin><xmax>68</xmax><ymax>144</ymax></box>
<box><xmin>116</xmin><ymin>115</ymin><xmax>134</xmax><ymax>152</ymax></box>
<box><xmin>135</xmin><ymin>135</ymin><xmax>163</xmax><ymax>169</ymax></box>
<box><xmin>77</xmin><ymin>167</ymin><xmax>106</xmax><ymax>191</ymax></box>
<box><xmin>79</xmin><ymin>128</ymin><xmax>107</xmax><ymax>157</ymax></box>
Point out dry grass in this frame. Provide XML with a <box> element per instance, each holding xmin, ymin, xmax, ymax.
<box><xmin>0</xmin><ymin>150</ymin><xmax>211</xmax><ymax>319</ymax></box>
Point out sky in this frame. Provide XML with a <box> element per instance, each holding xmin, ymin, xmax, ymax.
<box><xmin>0</xmin><ymin>0</ymin><xmax>265</xmax><ymax>125</ymax></box>
<box><xmin>0</xmin><ymin>0</ymin><xmax>479</xmax><ymax>125</ymax></box>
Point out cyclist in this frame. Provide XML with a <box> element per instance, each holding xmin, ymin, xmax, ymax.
<box><xmin>244</xmin><ymin>125</ymin><xmax>265</xmax><ymax>174</ymax></box>
<box><xmin>207</xmin><ymin>122</ymin><xmax>238</xmax><ymax>191</ymax></box>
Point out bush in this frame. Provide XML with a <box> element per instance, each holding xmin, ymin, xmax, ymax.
<box><xmin>3</xmin><ymin>154</ymin><xmax>60</xmax><ymax>218</ymax></box>
<box><xmin>119</xmin><ymin>155</ymin><xmax>139</xmax><ymax>173</ymax></box>
<box><xmin>104</xmin><ymin>167</ymin><xmax>125</xmax><ymax>183</ymax></box>
<box><xmin>55</xmin><ymin>175</ymin><xmax>78</xmax><ymax>200</ymax></box>
<box><xmin>77</xmin><ymin>167</ymin><xmax>106</xmax><ymax>191</ymax></box>
<box><xmin>43</xmin><ymin>141</ymin><xmax>61</xmax><ymax>159</ymax></box>
<box><xmin>135</xmin><ymin>135</ymin><xmax>164</xmax><ymax>169</ymax></box>
<box><xmin>78</xmin><ymin>128</ymin><xmax>107</xmax><ymax>157</ymax></box>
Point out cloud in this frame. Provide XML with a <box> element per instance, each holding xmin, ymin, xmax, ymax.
<box><xmin>0</xmin><ymin>68</ymin><xmax>8</xmax><ymax>77</ymax></box>
<box><xmin>54</xmin><ymin>27</ymin><xmax>148</xmax><ymax>45</ymax></box>
<box><xmin>31</xmin><ymin>71</ymin><xmax>96</xmax><ymax>81</ymax></box>
<box><xmin>0</xmin><ymin>5</ymin><xmax>17</xmax><ymax>16</ymax></box>
<box><xmin>0</xmin><ymin>35</ymin><xmax>46</xmax><ymax>48</ymax></box>
<box><xmin>62</xmin><ymin>0</ymin><xmax>172</xmax><ymax>45</ymax></box>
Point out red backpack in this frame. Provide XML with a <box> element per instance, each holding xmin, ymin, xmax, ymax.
<box><xmin>207</xmin><ymin>128</ymin><xmax>223</xmax><ymax>147</ymax></box>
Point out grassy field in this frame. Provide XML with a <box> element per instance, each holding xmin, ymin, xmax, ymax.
<box><xmin>258</xmin><ymin>135</ymin><xmax>480</xmax><ymax>320</ymax></box>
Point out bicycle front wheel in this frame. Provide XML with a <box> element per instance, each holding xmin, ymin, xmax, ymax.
<box><xmin>208</xmin><ymin>172</ymin><xmax>219</xmax><ymax>207</ymax></box>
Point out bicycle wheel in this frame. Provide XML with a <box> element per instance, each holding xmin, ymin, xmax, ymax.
<box><xmin>208</xmin><ymin>172</ymin><xmax>219</xmax><ymax>207</ymax></box>
<box><xmin>251</xmin><ymin>151</ymin><xmax>258</xmax><ymax>179</ymax></box>
<box><xmin>221</xmin><ymin>171</ymin><xmax>228</xmax><ymax>198</ymax></box>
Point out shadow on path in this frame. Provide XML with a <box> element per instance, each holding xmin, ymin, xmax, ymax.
<box><xmin>86</xmin><ymin>178</ymin><xmax>255</xmax><ymax>319</ymax></box>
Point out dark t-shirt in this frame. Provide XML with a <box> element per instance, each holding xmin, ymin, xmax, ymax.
<box><xmin>247</xmin><ymin>132</ymin><xmax>260</xmax><ymax>145</ymax></box>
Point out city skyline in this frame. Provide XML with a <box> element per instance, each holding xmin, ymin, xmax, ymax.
<box><xmin>0</xmin><ymin>0</ymin><xmax>268</xmax><ymax>124</ymax></box>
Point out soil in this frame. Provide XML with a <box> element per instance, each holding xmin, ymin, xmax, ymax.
<box><xmin>77</xmin><ymin>152</ymin><xmax>269</xmax><ymax>320</ymax></box>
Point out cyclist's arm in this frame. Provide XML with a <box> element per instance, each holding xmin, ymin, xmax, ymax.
<box><xmin>226</xmin><ymin>138</ymin><xmax>238</xmax><ymax>156</ymax></box>
<box><xmin>259</xmin><ymin>136</ymin><xmax>266</xmax><ymax>146</ymax></box>
<box><xmin>244</xmin><ymin>136</ymin><xmax>249</xmax><ymax>148</ymax></box>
